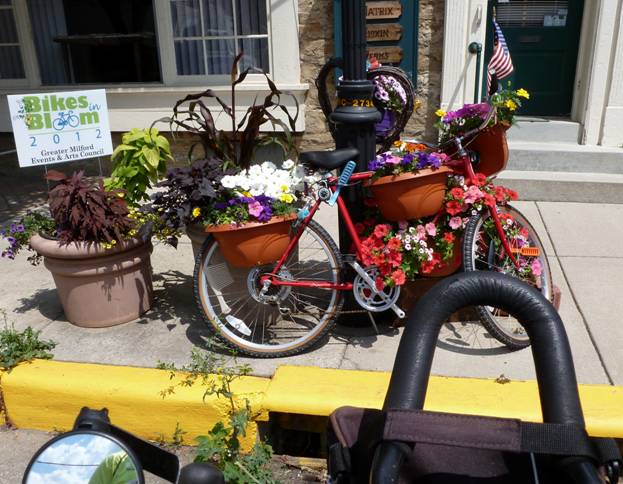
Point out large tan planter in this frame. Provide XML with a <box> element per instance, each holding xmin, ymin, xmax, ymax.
<box><xmin>29</xmin><ymin>234</ymin><xmax>153</xmax><ymax>328</ymax></box>
<box><xmin>186</xmin><ymin>223</ymin><xmax>208</xmax><ymax>260</ymax></box>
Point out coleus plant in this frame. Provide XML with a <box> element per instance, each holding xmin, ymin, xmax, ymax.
<box><xmin>169</xmin><ymin>53</ymin><xmax>299</xmax><ymax>169</ymax></box>
<box><xmin>46</xmin><ymin>170</ymin><xmax>134</xmax><ymax>245</ymax></box>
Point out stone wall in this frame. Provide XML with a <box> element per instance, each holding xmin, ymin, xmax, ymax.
<box><xmin>297</xmin><ymin>0</ymin><xmax>445</xmax><ymax>150</ymax></box>
<box><xmin>298</xmin><ymin>0</ymin><xmax>336</xmax><ymax>151</ymax></box>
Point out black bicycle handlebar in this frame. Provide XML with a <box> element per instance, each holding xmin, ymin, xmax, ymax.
<box><xmin>370</xmin><ymin>272</ymin><xmax>601</xmax><ymax>484</ymax></box>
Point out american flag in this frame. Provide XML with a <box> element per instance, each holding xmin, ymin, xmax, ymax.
<box><xmin>487</xmin><ymin>20</ymin><xmax>514</xmax><ymax>91</ymax></box>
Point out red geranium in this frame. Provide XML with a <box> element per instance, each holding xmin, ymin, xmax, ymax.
<box><xmin>450</xmin><ymin>187</ymin><xmax>464</xmax><ymax>200</ymax></box>
<box><xmin>443</xmin><ymin>232</ymin><xmax>455</xmax><ymax>243</ymax></box>
<box><xmin>473</xmin><ymin>173</ymin><xmax>487</xmax><ymax>187</ymax></box>
<box><xmin>391</xmin><ymin>269</ymin><xmax>406</xmax><ymax>285</ymax></box>
<box><xmin>445</xmin><ymin>200</ymin><xmax>463</xmax><ymax>216</ymax></box>
<box><xmin>374</xmin><ymin>224</ymin><xmax>391</xmax><ymax>238</ymax></box>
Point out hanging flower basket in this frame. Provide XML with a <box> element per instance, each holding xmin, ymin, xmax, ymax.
<box><xmin>375</xmin><ymin>109</ymin><xmax>396</xmax><ymax>136</ymax></box>
<box><xmin>466</xmin><ymin>123</ymin><xmax>509</xmax><ymax>177</ymax></box>
<box><xmin>364</xmin><ymin>166</ymin><xmax>452</xmax><ymax>221</ymax></box>
<box><xmin>205</xmin><ymin>214</ymin><xmax>296</xmax><ymax>268</ymax></box>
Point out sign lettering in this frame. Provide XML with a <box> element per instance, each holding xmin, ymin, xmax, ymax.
<box><xmin>8</xmin><ymin>89</ymin><xmax>113</xmax><ymax>168</ymax></box>
<box><xmin>367</xmin><ymin>23</ymin><xmax>403</xmax><ymax>42</ymax></box>
<box><xmin>366</xmin><ymin>1</ymin><xmax>402</xmax><ymax>20</ymax></box>
<box><xmin>368</xmin><ymin>47</ymin><xmax>403</xmax><ymax>64</ymax></box>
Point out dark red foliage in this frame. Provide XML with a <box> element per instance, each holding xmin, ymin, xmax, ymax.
<box><xmin>46</xmin><ymin>171</ymin><xmax>134</xmax><ymax>245</ymax></box>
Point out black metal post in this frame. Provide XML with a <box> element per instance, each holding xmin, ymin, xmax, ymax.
<box><xmin>331</xmin><ymin>0</ymin><xmax>380</xmax><ymax>253</ymax></box>
<box><xmin>468</xmin><ymin>42</ymin><xmax>482</xmax><ymax>103</ymax></box>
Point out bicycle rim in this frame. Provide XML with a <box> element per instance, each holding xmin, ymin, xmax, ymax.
<box><xmin>194</xmin><ymin>220</ymin><xmax>343</xmax><ymax>357</ymax></box>
<box><xmin>464</xmin><ymin>205</ymin><xmax>552</xmax><ymax>348</ymax></box>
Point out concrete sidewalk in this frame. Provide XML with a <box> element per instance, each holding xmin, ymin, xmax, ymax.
<box><xmin>0</xmin><ymin>198</ymin><xmax>619</xmax><ymax>386</ymax></box>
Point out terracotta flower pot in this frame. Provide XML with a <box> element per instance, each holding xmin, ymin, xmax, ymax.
<box><xmin>467</xmin><ymin>123</ymin><xmax>509</xmax><ymax>176</ymax></box>
<box><xmin>29</xmin><ymin>234</ymin><xmax>153</xmax><ymax>327</ymax></box>
<box><xmin>425</xmin><ymin>240</ymin><xmax>463</xmax><ymax>278</ymax></box>
<box><xmin>205</xmin><ymin>214</ymin><xmax>296</xmax><ymax>268</ymax></box>
<box><xmin>364</xmin><ymin>166</ymin><xmax>452</xmax><ymax>221</ymax></box>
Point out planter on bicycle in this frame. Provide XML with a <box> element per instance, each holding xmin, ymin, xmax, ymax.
<box><xmin>466</xmin><ymin>123</ymin><xmax>509</xmax><ymax>177</ymax></box>
<box><xmin>375</xmin><ymin>109</ymin><xmax>396</xmax><ymax>136</ymax></box>
<box><xmin>205</xmin><ymin>213</ymin><xmax>297</xmax><ymax>268</ymax></box>
<box><xmin>29</xmin><ymin>234</ymin><xmax>153</xmax><ymax>327</ymax></box>
<box><xmin>364</xmin><ymin>166</ymin><xmax>452</xmax><ymax>221</ymax></box>
<box><xmin>425</xmin><ymin>238</ymin><xmax>463</xmax><ymax>278</ymax></box>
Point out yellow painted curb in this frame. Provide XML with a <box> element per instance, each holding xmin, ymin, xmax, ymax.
<box><xmin>3</xmin><ymin>360</ymin><xmax>623</xmax><ymax>450</ymax></box>
<box><xmin>1</xmin><ymin>359</ymin><xmax>269</xmax><ymax>448</ymax></box>
<box><xmin>266</xmin><ymin>366</ymin><xmax>623</xmax><ymax>438</ymax></box>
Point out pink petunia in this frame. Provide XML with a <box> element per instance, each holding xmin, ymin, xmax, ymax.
<box><xmin>415</xmin><ymin>225</ymin><xmax>427</xmax><ymax>240</ymax></box>
<box><xmin>449</xmin><ymin>216</ymin><xmax>463</xmax><ymax>230</ymax></box>
<box><xmin>425</xmin><ymin>222</ymin><xmax>437</xmax><ymax>237</ymax></box>
<box><xmin>463</xmin><ymin>185</ymin><xmax>484</xmax><ymax>204</ymax></box>
<box><xmin>248</xmin><ymin>201</ymin><xmax>264</xmax><ymax>218</ymax></box>
<box><xmin>531</xmin><ymin>259</ymin><xmax>542</xmax><ymax>277</ymax></box>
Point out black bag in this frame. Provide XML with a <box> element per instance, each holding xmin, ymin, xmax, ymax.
<box><xmin>328</xmin><ymin>406</ymin><xmax>621</xmax><ymax>483</ymax></box>
<box><xmin>326</xmin><ymin>273</ymin><xmax>622</xmax><ymax>483</ymax></box>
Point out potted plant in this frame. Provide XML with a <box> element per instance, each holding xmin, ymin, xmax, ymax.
<box><xmin>364</xmin><ymin>142</ymin><xmax>452</xmax><ymax>221</ymax></box>
<box><xmin>435</xmin><ymin>86</ymin><xmax>529</xmax><ymax>176</ymax></box>
<box><xmin>358</xmin><ymin>173</ymin><xmax>519</xmax><ymax>285</ymax></box>
<box><xmin>148</xmin><ymin>157</ymin><xmax>234</xmax><ymax>255</ymax></box>
<box><xmin>104</xmin><ymin>127</ymin><xmax>172</xmax><ymax>207</ymax></box>
<box><xmin>202</xmin><ymin>160</ymin><xmax>305</xmax><ymax>267</ymax></box>
<box><xmin>371</xmin><ymin>73</ymin><xmax>407</xmax><ymax>136</ymax></box>
<box><xmin>154</xmin><ymin>54</ymin><xmax>300</xmax><ymax>255</ymax></box>
<box><xmin>23</xmin><ymin>171</ymin><xmax>153</xmax><ymax>328</ymax></box>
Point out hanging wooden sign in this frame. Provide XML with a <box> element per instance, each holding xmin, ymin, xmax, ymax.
<box><xmin>368</xmin><ymin>47</ymin><xmax>403</xmax><ymax>64</ymax></box>
<box><xmin>366</xmin><ymin>1</ymin><xmax>402</xmax><ymax>20</ymax></box>
<box><xmin>367</xmin><ymin>23</ymin><xmax>403</xmax><ymax>42</ymax></box>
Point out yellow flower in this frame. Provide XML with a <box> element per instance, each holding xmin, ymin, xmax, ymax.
<box><xmin>505</xmin><ymin>100</ymin><xmax>517</xmax><ymax>111</ymax></box>
<box><xmin>128</xmin><ymin>229</ymin><xmax>138</xmax><ymax>236</ymax></box>
<box><xmin>281</xmin><ymin>185</ymin><xmax>289</xmax><ymax>193</ymax></box>
<box><xmin>111</xmin><ymin>239</ymin><xmax>117</xmax><ymax>245</ymax></box>
<box><xmin>242</xmin><ymin>191</ymin><xmax>252</xmax><ymax>197</ymax></box>
<box><xmin>516</xmin><ymin>88</ymin><xmax>530</xmax><ymax>99</ymax></box>
<box><xmin>435</xmin><ymin>109</ymin><xmax>446</xmax><ymax>118</ymax></box>
<box><xmin>279</xmin><ymin>193</ymin><xmax>294</xmax><ymax>203</ymax></box>
<box><xmin>192</xmin><ymin>207</ymin><xmax>201</xmax><ymax>218</ymax></box>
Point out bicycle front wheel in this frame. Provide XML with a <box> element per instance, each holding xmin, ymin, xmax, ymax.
<box><xmin>194</xmin><ymin>220</ymin><xmax>343</xmax><ymax>357</ymax></box>
<box><xmin>462</xmin><ymin>204</ymin><xmax>553</xmax><ymax>349</ymax></box>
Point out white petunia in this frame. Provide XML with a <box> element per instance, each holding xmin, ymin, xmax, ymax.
<box><xmin>282</xmin><ymin>159</ymin><xmax>295</xmax><ymax>169</ymax></box>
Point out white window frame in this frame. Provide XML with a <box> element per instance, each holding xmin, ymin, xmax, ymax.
<box><xmin>155</xmin><ymin>0</ymin><xmax>302</xmax><ymax>88</ymax></box>
<box><xmin>0</xmin><ymin>0</ymin><xmax>39</xmax><ymax>88</ymax></box>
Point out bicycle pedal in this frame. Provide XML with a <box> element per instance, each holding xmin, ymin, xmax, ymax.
<box><xmin>510</xmin><ymin>247</ymin><xmax>540</xmax><ymax>257</ymax></box>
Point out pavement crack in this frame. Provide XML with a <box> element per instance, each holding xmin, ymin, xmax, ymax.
<box><xmin>535</xmin><ymin>203</ymin><xmax>614</xmax><ymax>385</ymax></box>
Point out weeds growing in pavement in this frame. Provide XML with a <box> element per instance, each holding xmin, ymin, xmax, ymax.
<box><xmin>0</xmin><ymin>310</ymin><xmax>56</xmax><ymax>372</ymax></box>
<box><xmin>157</xmin><ymin>341</ymin><xmax>278</xmax><ymax>484</ymax></box>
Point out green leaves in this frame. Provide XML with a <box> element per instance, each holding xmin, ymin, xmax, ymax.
<box><xmin>106</xmin><ymin>128</ymin><xmax>173</xmax><ymax>206</ymax></box>
<box><xmin>0</xmin><ymin>313</ymin><xmax>56</xmax><ymax>371</ymax></box>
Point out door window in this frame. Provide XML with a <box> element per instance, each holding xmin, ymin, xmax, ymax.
<box><xmin>497</xmin><ymin>1</ymin><xmax>569</xmax><ymax>28</ymax></box>
<box><xmin>0</xmin><ymin>0</ymin><xmax>25</xmax><ymax>80</ymax></box>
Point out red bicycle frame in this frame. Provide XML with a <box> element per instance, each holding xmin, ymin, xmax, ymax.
<box><xmin>261</xmin><ymin>152</ymin><xmax>521</xmax><ymax>290</ymax></box>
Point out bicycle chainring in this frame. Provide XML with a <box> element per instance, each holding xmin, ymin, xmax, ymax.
<box><xmin>353</xmin><ymin>265</ymin><xmax>401</xmax><ymax>312</ymax></box>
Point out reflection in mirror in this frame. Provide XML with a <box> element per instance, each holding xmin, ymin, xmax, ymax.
<box><xmin>25</xmin><ymin>432</ymin><xmax>140</xmax><ymax>484</ymax></box>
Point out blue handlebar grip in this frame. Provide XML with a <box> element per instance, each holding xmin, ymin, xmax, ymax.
<box><xmin>297</xmin><ymin>207</ymin><xmax>310</xmax><ymax>220</ymax></box>
<box><xmin>328</xmin><ymin>161</ymin><xmax>357</xmax><ymax>206</ymax></box>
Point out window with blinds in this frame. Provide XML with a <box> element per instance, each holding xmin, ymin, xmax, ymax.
<box><xmin>0</xmin><ymin>0</ymin><xmax>25</xmax><ymax>80</ymax></box>
<box><xmin>170</xmin><ymin>0</ymin><xmax>269</xmax><ymax>76</ymax></box>
<box><xmin>497</xmin><ymin>1</ymin><xmax>569</xmax><ymax>28</ymax></box>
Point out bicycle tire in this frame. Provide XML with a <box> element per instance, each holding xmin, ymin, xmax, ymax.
<box><xmin>193</xmin><ymin>219</ymin><xmax>344</xmax><ymax>358</ymax></box>
<box><xmin>68</xmin><ymin>114</ymin><xmax>79</xmax><ymax>128</ymax></box>
<box><xmin>462</xmin><ymin>204</ymin><xmax>553</xmax><ymax>349</ymax></box>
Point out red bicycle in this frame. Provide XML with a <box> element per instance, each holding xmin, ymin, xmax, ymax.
<box><xmin>193</xmin><ymin>111</ymin><xmax>551</xmax><ymax>357</ymax></box>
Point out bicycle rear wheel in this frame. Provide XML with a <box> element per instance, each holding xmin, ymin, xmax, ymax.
<box><xmin>462</xmin><ymin>204</ymin><xmax>552</xmax><ymax>349</ymax></box>
<box><xmin>194</xmin><ymin>220</ymin><xmax>343</xmax><ymax>357</ymax></box>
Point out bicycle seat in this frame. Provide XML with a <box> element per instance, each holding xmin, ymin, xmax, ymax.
<box><xmin>299</xmin><ymin>148</ymin><xmax>359</xmax><ymax>171</ymax></box>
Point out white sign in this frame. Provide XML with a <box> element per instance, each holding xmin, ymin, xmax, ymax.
<box><xmin>7</xmin><ymin>89</ymin><xmax>113</xmax><ymax>168</ymax></box>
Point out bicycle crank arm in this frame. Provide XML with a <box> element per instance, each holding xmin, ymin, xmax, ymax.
<box><xmin>349</xmin><ymin>261</ymin><xmax>406</xmax><ymax>319</ymax></box>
